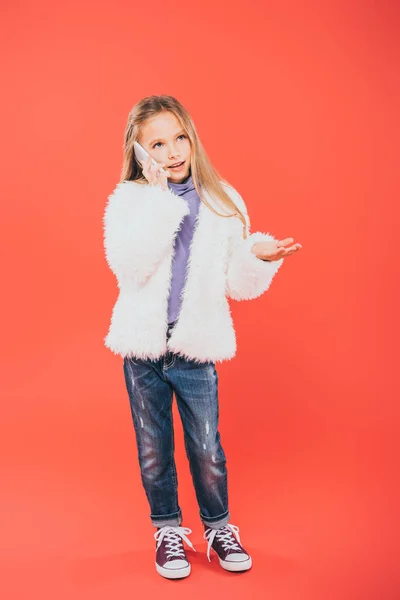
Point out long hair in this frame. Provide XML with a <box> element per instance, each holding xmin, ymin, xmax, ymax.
<box><xmin>119</xmin><ymin>95</ymin><xmax>248</xmax><ymax>239</ymax></box>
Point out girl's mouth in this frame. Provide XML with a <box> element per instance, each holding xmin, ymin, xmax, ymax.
<box><xmin>169</xmin><ymin>161</ymin><xmax>185</xmax><ymax>171</ymax></box>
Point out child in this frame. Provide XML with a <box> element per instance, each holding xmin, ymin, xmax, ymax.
<box><xmin>103</xmin><ymin>95</ymin><xmax>302</xmax><ymax>579</ymax></box>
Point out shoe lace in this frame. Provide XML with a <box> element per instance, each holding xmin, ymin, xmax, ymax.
<box><xmin>154</xmin><ymin>526</ymin><xmax>196</xmax><ymax>559</ymax></box>
<box><xmin>203</xmin><ymin>523</ymin><xmax>242</xmax><ymax>562</ymax></box>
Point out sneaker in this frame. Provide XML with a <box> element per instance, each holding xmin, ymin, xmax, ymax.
<box><xmin>203</xmin><ymin>523</ymin><xmax>252</xmax><ymax>571</ymax></box>
<box><xmin>154</xmin><ymin>525</ymin><xmax>196</xmax><ymax>579</ymax></box>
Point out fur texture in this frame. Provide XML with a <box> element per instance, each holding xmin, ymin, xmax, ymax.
<box><xmin>103</xmin><ymin>180</ymin><xmax>284</xmax><ymax>363</ymax></box>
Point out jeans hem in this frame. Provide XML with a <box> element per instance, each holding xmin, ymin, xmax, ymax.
<box><xmin>201</xmin><ymin>510</ymin><xmax>230</xmax><ymax>529</ymax></box>
<box><xmin>151</xmin><ymin>510</ymin><xmax>182</xmax><ymax>528</ymax></box>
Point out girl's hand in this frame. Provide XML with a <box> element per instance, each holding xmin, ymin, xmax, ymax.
<box><xmin>140</xmin><ymin>155</ymin><xmax>171</xmax><ymax>191</ymax></box>
<box><xmin>251</xmin><ymin>238</ymin><xmax>302</xmax><ymax>261</ymax></box>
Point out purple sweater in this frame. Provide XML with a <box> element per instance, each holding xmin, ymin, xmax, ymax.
<box><xmin>167</xmin><ymin>174</ymin><xmax>201</xmax><ymax>324</ymax></box>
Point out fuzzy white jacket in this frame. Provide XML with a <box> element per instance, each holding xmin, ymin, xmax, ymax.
<box><xmin>103</xmin><ymin>180</ymin><xmax>284</xmax><ymax>363</ymax></box>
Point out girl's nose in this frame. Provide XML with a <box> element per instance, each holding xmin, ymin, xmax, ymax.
<box><xmin>168</xmin><ymin>146</ymin><xmax>180</xmax><ymax>157</ymax></box>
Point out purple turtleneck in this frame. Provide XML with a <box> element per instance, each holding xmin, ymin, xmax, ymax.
<box><xmin>167</xmin><ymin>173</ymin><xmax>201</xmax><ymax>324</ymax></box>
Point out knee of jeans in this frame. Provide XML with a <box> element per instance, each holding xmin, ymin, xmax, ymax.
<box><xmin>140</xmin><ymin>458</ymin><xmax>164</xmax><ymax>482</ymax></box>
<box><xmin>138</xmin><ymin>445</ymin><xmax>166</xmax><ymax>480</ymax></box>
<box><xmin>190</xmin><ymin>441</ymin><xmax>225</xmax><ymax>465</ymax></box>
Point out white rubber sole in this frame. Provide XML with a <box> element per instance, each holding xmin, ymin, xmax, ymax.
<box><xmin>215</xmin><ymin>550</ymin><xmax>253</xmax><ymax>572</ymax></box>
<box><xmin>155</xmin><ymin>561</ymin><xmax>191</xmax><ymax>579</ymax></box>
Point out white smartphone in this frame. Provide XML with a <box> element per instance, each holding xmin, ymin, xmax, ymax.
<box><xmin>133</xmin><ymin>141</ymin><xmax>167</xmax><ymax>174</ymax></box>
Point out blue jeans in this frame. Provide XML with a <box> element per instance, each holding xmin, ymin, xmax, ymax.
<box><xmin>122</xmin><ymin>321</ymin><xmax>230</xmax><ymax>529</ymax></box>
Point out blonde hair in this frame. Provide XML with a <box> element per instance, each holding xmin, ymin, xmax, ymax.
<box><xmin>119</xmin><ymin>95</ymin><xmax>248</xmax><ymax>238</ymax></box>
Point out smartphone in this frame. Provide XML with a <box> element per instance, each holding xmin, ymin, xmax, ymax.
<box><xmin>133</xmin><ymin>141</ymin><xmax>167</xmax><ymax>174</ymax></box>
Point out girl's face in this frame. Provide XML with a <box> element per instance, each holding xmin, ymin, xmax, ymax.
<box><xmin>138</xmin><ymin>112</ymin><xmax>192</xmax><ymax>183</ymax></box>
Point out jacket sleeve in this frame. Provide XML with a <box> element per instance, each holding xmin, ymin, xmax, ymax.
<box><xmin>225</xmin><ymin>189</ymin><xmax>284</xmax><ymax>301</ymax></box>
<box><xmin>103</xmin><ymin>181</ymin><xmax>190</xmax><ymax>286</ymax></box>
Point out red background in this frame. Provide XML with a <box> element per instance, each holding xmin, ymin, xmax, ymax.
<box><xmin>1</xmin><ymin>1</ymin><xmax>398</xmax><ymax>598</ymax></box>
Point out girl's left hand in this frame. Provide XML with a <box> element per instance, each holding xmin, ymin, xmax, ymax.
<box><xmin>251</xmin><ymin>238</ymin><xmax>302</xmax><ymax>261</ymax></box>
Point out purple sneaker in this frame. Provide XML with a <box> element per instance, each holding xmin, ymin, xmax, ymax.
<box><xmin>154</xmin><ymin>526</ymin><xmax>196</xmax><ymax>579</ymax></box>
<box><xmin>203</xmin><ymin>523</ymin><xmax>252</xmax><ymax>571</ymax></box>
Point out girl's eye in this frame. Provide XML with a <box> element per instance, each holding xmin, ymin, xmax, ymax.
<box><xmin>153</xmin><ymin>134</ymin><xmax>186</xmax><ymax>149</ymax></box>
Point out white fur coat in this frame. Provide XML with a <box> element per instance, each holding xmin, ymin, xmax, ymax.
<box><xmin>103</xmin><ymin>180</ymin><xmax>284</xmax><ymax>363</ymax></box>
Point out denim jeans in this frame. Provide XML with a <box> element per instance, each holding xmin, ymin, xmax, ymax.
<box><xmin>122</xmin><ymin>321</ymin><xmax>230</xmax><ymax>530</ymax></box>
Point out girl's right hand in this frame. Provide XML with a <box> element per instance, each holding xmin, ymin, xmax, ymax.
<box><xmin>140</xmin><ymin>155</ymin><xmax>171</xmax><ymax>191</ymax></box>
